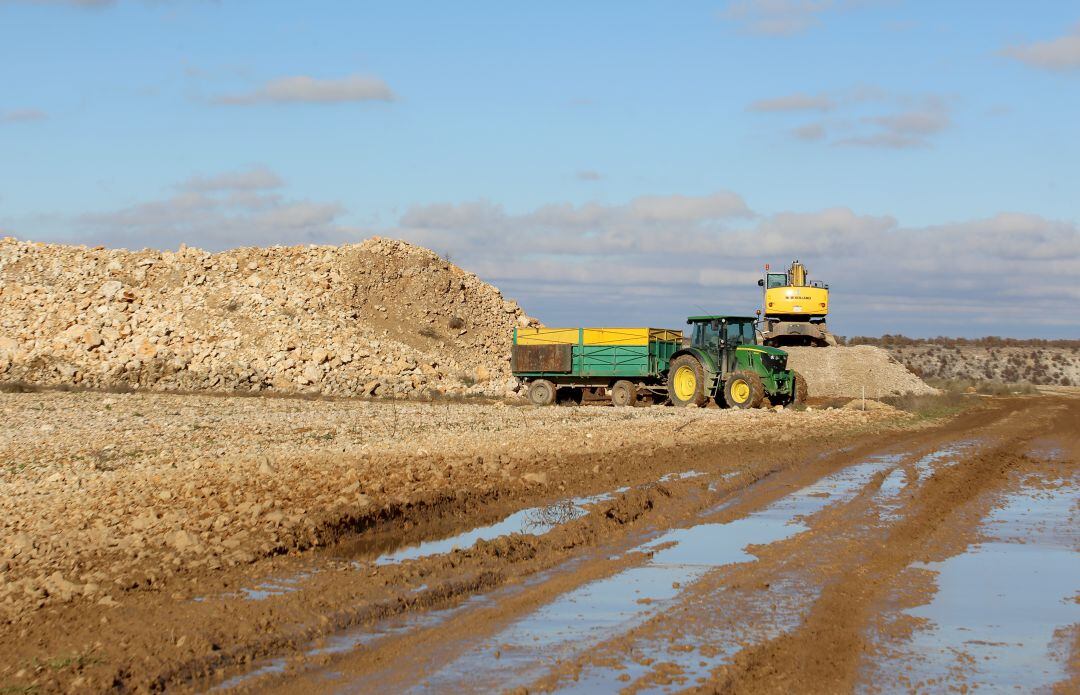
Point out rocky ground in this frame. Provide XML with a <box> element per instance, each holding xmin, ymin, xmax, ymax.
<box><xmin>0</xmin><ymin>237</ymin><xmax>535</xmax><ymax>399</ymax></box>
<box><xmin>886</xmin><ymin>344</ymin><xmax>1080</xmax><ymax>386</ymax></box>
<box><xmin>0</xmin><ymin>390</ymin><xmax>905</xmax><ymax>623</ymax></box>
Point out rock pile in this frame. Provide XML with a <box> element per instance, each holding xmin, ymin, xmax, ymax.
<box><xmin>0</xmin><ymin>237</ymin><xmax>537</xmax><ymax>397</ymax></box>
<box><xmin>784</xmin><ymin>346</ymin><xmax>938</xmax><ymax>398</ymax></box>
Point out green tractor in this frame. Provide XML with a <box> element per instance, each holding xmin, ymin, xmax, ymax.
<box><xmin>667</xmin><ymin>315</ymin><xmax>807</xmax><ymax>408</ymax></box>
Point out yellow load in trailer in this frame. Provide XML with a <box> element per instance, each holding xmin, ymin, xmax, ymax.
<box><xmin>514</xmin><ymin>327</ymin><xmax>683</xmax><ymax>346</ymax></box>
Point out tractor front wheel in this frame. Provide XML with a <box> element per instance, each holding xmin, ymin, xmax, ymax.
<box><xmin>724</xmin><ymin>371</ymin><xmax>765</xmax><ymax>409</ymax></box>
<box><xmin>526</xmin><ymin>379</ymin><xmax>557</xmax><ymax>406</ymax></box>
<box><xmin>667</xmin><ymin>355</ymin><xmax>707</xmax><ymax>407</ymax></box>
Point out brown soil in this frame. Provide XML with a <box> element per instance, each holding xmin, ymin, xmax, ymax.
<box><xmin>1</xmin><ymin>393</ymin><xmax>1075</xmax><ymax>694</ymax></box>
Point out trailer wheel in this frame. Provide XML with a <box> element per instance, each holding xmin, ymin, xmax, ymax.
<box><xmin>611</xmin><ymin>380</ymin><xmax>637</xmax><ymax>407</ymax></box>
<box><xmin>667</xmin><ymin>355</ymin><xmax>706</xmax><ymax>407</ymax></box>
<box><xmin>724</xmin><ymin>371</ymin><xmax>765</xmax><ymax>409</ymax></box>
<box><xmin>526</xmin><ymin>379</ymin><xmax>556</xmax><ymax>406</ymax></box>
<box><xmin>792</xmin><ymin>370</ymin><xmax>808</xmax><ymax>405</ymax></box>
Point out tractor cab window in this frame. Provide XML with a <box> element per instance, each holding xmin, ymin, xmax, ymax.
<box><xmin>724</xmin><ymin>320</ymin><xmax>755</xmax><ymax>346</ymax></box>
<box><xmin>766</xmin><ymin>273</ymin><xmax>788</xmax><ymax>289</ymax></box>
<box><xmin>693</xmin><ymin>322</ymin><xmax>721</xmax><ymax>351</ymax></box>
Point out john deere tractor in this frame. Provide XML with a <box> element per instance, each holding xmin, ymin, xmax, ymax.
<box><xmin>667</xmin><ymin>315</ymin><xmax>807</xmax><ymax>408</ymax></box>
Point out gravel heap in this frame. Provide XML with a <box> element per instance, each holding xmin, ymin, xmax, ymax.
<box><xmin>0</xmin><ymin>237</ymin><xmax>537</xmax><ymax>398</ymax></box>
<box><xmin>784</xmin><ymin>345</ymin><xmax>938</xmax><ymax>398</ymax></box>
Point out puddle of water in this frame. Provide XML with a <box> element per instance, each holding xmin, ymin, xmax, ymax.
<box><xmin>913</xmin><ymin>442</ymin><xmax>972</xmax><ymax>481</ymax></box>
<box><xmin>871</xmin><ymin>445</ymin><xmax>971</xmax><ymax>522</ymax></box>
<box><xmin>369</xmin><ymin>473</ymin><xmax>704</xmax><ymax>567</ymax></box>
<box><xmin>863</xmin><ymin>480</ymin><xmax>1080</xmax><ymax>692</ymax></box>
<box><xmin>561</xmin><ymin>575</ymin><xmax>812</xmax><ymax>694</ymax></box>
<box><xmin>400</xmin><ymin>454</ymin><xmax>906</xmax><ymax>693</ymax></box>
<box><xmin>1028</xmin><ymin>437</ymin><xmax>1068</xmax><ymax>462</ymax></box>
<box><xmin>194</xmin><ymin>570</ymin><xmax>317</xmax><ymax>603</ymax></box>
<box><xmin>212</xmin><ymin>561</ymin><xmax>576</xmax><ymax>692</ymax></box>
<box><xmin>371</xmin><ymin>494</ymin><xmax>609</xmax><ymax>566</ymax></box>
<box><xmin>207</xmin><ymin>473</ymin><xmax>706</xmax><ymax>609</ymax></box>
<box><xmin>658</xmin><ymin>470</ymin><xmax>706</xmax><ymax>483</ymax></box>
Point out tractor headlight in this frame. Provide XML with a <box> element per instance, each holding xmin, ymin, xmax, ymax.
<box><xmin>761</xmin><ymin>353</ymin><xmax>787</xmax><ymax>371</ymax></box>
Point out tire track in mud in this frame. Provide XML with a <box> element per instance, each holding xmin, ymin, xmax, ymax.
<box><xmin>236</xmin><ymin>402</ymin><xmax>1032</xmax><ymax>693</ymax></box>
<box><xmin>857</xmin><ymin>401</ymin><xmax>1080</xmax><ymax>694</ymax></box>
<box><xmin>699</xmin><ymin>397</ymin><xmax>1075</xmax><ymax>695</ymax></box>
<box><xmin>523</xmin><ymin>446</ymin><xmax>981</xmax><ymax>693</ymax></box>
<box><xmin>5</xmin><ymin>421</ymin><xmax>834</xmax><ymax>693</ymax></box>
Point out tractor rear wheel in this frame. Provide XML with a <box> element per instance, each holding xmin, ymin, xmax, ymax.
<box><xmin>724</xmin><ymin>371</ymin><xmax>765</xmax><ymax>409</ymax></box>
<box><xmin>792</xmin><ymin>370</ymin><xmax>808</xmax><ymax>405</ymax></box>
<box><xmin>667</xmin><ymin>355</ymin><xmax>706</xmax><ymax>407</ymax></box>
<box><xmin>611</xmin><ymin>380</ymin><xmax>637</xmax><ymax>407</ymax></box>
<box><xmin>526</xmin><ymin>379</ymin><xmax>556</xmax><ymax>406</ymax></box>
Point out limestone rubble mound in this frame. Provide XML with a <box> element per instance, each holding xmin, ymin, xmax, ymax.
<box><xmin>784</xmin><ymin>345</ymin><xmax>938</xmax><ymax>398</ymax></box>
<box><xmin>0</xmin><ymin>236</ymin><xmax>536</xmax><ymax>397</ymax></box>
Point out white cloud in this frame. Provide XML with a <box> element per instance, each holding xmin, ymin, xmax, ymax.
<box><xmin>1</xmin><ymin>108</ymin><xmax>47</xmax><ymax>123</ymax></box>
<box><xmin>748</xmin><ymin>93</ymin><xmax>835</xmax><ymax>112</ymax></box>
<box><xmin>214</xmin><ymin>75</ymin><xmax>396</xmax><ymax>105</ymax></box>
<box><xmin>10</xmin><ymin>179</ymin><xmax>1079</xmax><ymax>335</ymax></box>
<box><xmin>576</xmin><ymin>170</ymin><xmax>603</xmax><ymax>181</ymax></box>
<box><xmin>792</xmin><ymin>122</ymin><xmax>826</xmax><ymax>141</ymax></box>
<box><xmin>390</xmin><ymin>192</ymin><xmax>1080</xmax><ymax>336</ymax></box>
<box><xmin>65</xmin><ymin>167</ymin><xmax>353</xmax><ymax>250</ymax></box>
<box><xmin>750</xmin><ymin>89</ymin><xmax>954</xmax><ymax>149</ymax></box>
<box><xmin>2</xmin><ymin>0</ymin><xmax>115</xmax><ymax>6</ymax></box>
<box><xmin>721</xmin><ymin>0</ymin><xmax>837</xmax><ymax>36</ymax></box>
<box><xmin>1002</xmin><ymin>23</ymin><xmax>1080</xmax><ymax>72</ymax></box>
<box><xmin>869</xmin><ymin>107</ymin><xmax>951</xmax><ymax>135</ymax></box>
<box><xmin>178</xmin><ymin>166</ymin><xmax>284</xmax><ymax>192</ymax></box>
<box><xmin>399</xmin><ymin>192</ymin><xmax>754</xmax><ymax>258</ymax></box>
<box><xmin>836</xmin><ymin>99</ymin><xmax>952</xmax><ymax>149</ymax></box>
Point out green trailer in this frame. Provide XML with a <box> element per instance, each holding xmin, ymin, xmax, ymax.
<box><xmin>512</xmin><ymin>317</ymin><xmax>806</xmax><ymax>408</ymax></box>
<box><xmin>512</xmin><ymin>327</ymin><xmax>683</xmax><ymax>406</ymax></box>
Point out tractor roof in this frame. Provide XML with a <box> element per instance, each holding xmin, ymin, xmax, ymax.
<box><xmin>686</xmin><ymin>315</ymin><xmax>757</xmax><ymax>323</ymax></box>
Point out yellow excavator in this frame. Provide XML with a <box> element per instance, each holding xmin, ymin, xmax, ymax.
<box><xmin>756</xmin><ymin>260</ymin><xmax>836</xmax><ymax>347</ymax></box>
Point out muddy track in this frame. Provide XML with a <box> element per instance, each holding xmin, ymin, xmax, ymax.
<box><xmin>248</xmin><ymin>396</ymin><xmax>1075</xmax><ymax>694</ymax></box>
<box><xmin>703</xmin><ymin>401</ymin><xmax>1063</xmax><ymax>693</ymax></box>
<box><xmin>3</xmin><ymin>396</ymin><xmax>1077</xmax><ymax>694</ymax></box>
<box><xmin>0</xmin><ymin>400</ymin><xmax>909</xmax><ymax>693</ymax></box>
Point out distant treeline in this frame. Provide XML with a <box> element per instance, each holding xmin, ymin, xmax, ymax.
<box><xmin>843</xmin><ymin>335</ymin><xmax>1080</xmax><ymax>349</ymax></box>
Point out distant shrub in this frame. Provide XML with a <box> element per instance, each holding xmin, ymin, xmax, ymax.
<box><xmin>848</xmin><ymin>335</ymin><xmax>1080</xmax><ymax>348</ymax></box>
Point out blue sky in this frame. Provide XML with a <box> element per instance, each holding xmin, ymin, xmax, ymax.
<box><xmin>2</xmin><ymin>1</ymin><xmax>1079</xmax><ymax>338</ymax></box>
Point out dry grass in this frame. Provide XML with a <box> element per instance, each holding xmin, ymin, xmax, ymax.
<box><xmin>924</xmin><ymin>377</ymin><xmax>1038</xmax><ymax>396</ymax></box>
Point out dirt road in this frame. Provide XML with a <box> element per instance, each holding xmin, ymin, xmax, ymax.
<box><xmin>2</xmin><ymin>394</ymin><xmax>1077</xmax><ymax>693</ymax></box>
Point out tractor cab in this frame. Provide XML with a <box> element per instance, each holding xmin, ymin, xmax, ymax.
<box><xmin>687</xmin><ymin>315</ymin><xmax>757</xmax><ymax>375</ymax></box>
<box><xmin>688</xmin><ymin>315</ymin><xmax>757</xmax><ymax>350</ymax></box>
